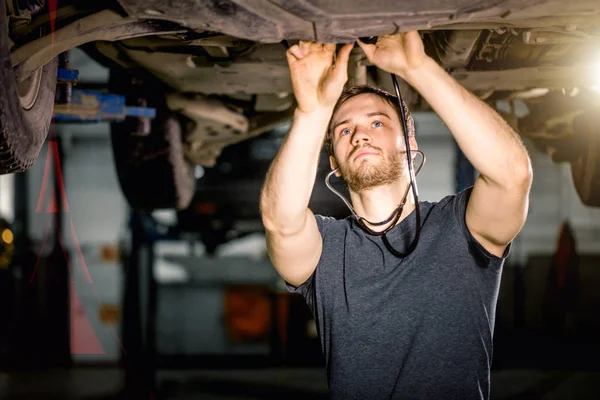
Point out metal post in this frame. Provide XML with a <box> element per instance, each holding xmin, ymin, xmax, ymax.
<box><xmin>123</xmin><ymin>211</ymin><xmax>156</xmax><ymax>398</ymax></box>
<box><xmin>48</xmin><ymin>131</ymin><xmax>71</xmax><ymax>367</ymax></box>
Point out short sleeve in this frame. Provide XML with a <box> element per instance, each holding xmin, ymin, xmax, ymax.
<box><xmin>453</xmin><ymin>186</ymin><xmax>511</xmax><ymax>270</ymax></box>
<box><xmin>284</xmin><ymin>214</ymin><xmax>332</xmax><ymax>310</ymax></box>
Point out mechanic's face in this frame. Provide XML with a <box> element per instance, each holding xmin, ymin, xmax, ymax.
<box><xmin>329</xmin><ymin>93</ymin><xmax>417</xmax><ymax>192</ymax></box>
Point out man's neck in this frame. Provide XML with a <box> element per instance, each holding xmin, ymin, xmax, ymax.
<box><xmin>349</xmin><ymin>176</ymin><xmax>417</xmax><ymax>233</ymax></box>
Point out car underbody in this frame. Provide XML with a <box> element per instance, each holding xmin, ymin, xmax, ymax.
<box><xmin>5</xmin><ymin>0</ymin><xmax>600</xmax><ymax>207</ymax></box>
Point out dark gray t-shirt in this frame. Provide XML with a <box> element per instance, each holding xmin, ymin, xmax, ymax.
<box><xmin>286</xmin><ymin>187</ymin><xmax>509</xmax><ymax>399</ymax></box>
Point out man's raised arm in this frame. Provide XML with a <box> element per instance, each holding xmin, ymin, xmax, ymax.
<box><xmin>358</xmin><ymin>32</ymin><xmax>533</xmax><ymax>257</ymax></box>
<box><xmin>260</xmin><ymin>42</ymin><xmax>353</xmax><ymax>287</ymax></box>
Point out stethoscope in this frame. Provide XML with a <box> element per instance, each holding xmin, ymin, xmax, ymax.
<box><xmin>325</xmin><ymin>37</ymin><xmax>426</xmax><ymax>257</ymax></box>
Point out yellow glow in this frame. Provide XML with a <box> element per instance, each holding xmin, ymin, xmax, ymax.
<box><xmin>2</xmin><ymin>229</ymin><xmax>13</xmax><ymax>244</ymax></box>
<box><xmin>592</xmin><ymin>55</ymin><xmax>600</xmax><ymax>92</ymax></box>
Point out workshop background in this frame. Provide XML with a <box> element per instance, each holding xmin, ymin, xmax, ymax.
<box><xmin>1</xmin><ymin>48</ymin><xmax>599</xmax><ymax>400</ymax></box>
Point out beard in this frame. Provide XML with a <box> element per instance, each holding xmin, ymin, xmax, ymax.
<box><xmin>336</xmin><ymin>146</ymin><xmax>405</xmax><ymax>192</ymax></box>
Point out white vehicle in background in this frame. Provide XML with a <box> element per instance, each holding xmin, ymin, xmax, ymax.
<box><xmin>2</xmin><ymin>0</ymin><xmax>600</xmax><ymax>210</ymax></box>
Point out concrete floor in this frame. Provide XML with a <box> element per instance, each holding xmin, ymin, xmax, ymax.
<box><xmin>1</xmin><ymin>367</ymin><xmax>600</xmax><ymax>399</ymax></box>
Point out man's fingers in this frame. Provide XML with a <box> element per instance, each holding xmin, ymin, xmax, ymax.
<box><xmin>287</xmin><ymin>44</ymin><xmax>304</xmax><ymax>60</ymax></box>
<box><xmin>334</xmin><ymin>42</ymin><xmax>354</xmax><ymax>72</ymax></box>
<box><xmin>285</xmin><ymin>50</ymin><xmax>297</xmax><ymax>67</ymax></box>
<box><xmin>299</xmin><ymin>40</ymin><xmax>311</xmax><ymax>54</ymax></box>
<box><xmin>403</xmin><ymin>31</ymin><xmax>424</xmax><ymax>57</ymax></box>
<box><xmin>323</xmin><ymin>43</ymin><xmax>336</xmax><ymax>53</ymax></box>
<box><xmin>309</xmin><ymin>42</ymin><xmax>324</xmax><ymax>52</ymax></box>
<box><xmin>356</xmin><ymin>38</ymin><xmax>377</xmax><ymax>62</ymax></box>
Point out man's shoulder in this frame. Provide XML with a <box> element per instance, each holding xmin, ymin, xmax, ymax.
<box><xmin>313</xmin><ymin>213</ymin><xmax>354</xmax><ymax>231</ymax></box>
<box><xmin>425</xmin><ymin>187</ymin><xmax>474</xmax><ymax>215</ymax></box>
<box><xmin>412</xmin><ymin>189</ymin><xmax>475</xmax><ymax>236</ymax></box>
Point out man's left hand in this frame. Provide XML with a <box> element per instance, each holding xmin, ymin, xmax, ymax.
<box><xmin>357</xmin><ymin>31</ymin><xmax>427</xmax><ymax>81</ymax></box>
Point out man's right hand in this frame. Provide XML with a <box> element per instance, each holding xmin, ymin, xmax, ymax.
<box><xmin>286</xmin><ymin>41</ymin><xmax>354</xmax><ymax>115</ymax></box>
<box><xmin>262</xmin><ymin>41</ymin><xmax>352</xmax><ymax>288</ymax></box>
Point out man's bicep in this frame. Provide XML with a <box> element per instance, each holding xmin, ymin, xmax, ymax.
<box><xmin>266</xmin><ymin>208</ymin><xmax>323</xmax><ymax>288</ymax></box>
<box><xmin>466</xmin><ymin>175</ymin><xmax>531</xmax><ymax>257</ymax></box>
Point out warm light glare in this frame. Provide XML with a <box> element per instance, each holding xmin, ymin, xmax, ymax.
<box><xmin>1</xmin><ymin>229</ymin><xmax>13</xmax><ymax>244</ymax></box>
<box><xmin>592</xmin><ymin>55</ymin><xmax>600</xmax><ymax>92</ymax></box>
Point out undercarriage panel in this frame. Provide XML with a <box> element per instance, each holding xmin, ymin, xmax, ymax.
<box><xmin>116</xmin><ymin>0</ymin><xmax>600</xmax><ymax>42</ymax></box>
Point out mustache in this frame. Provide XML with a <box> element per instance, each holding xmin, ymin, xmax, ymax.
<box><xmin>348</xmin><ymin>144</ymin><xmax>382</xmax><ymax>161</ymax></box>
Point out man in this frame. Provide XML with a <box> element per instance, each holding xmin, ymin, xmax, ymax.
<box><xmin>260</xmin><ymin>31</ymin><xmax>532</xmax><ymax>399</ymax></box>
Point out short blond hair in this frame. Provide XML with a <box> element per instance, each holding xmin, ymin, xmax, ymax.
<box><xmin>325</xmin><ymin>85</ymin><xmax>415</xmax><ymax>156</ymax></box>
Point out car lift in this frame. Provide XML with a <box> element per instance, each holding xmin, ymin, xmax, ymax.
<box><xmin>53</xmin><ymin>67</ymin><xmax>156</xmax><ymax>123</ymax></box>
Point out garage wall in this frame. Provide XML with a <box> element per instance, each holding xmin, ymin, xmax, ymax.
<box><xmin>62</xmin><ymin>135</ymin><xmax>127</xmax><ymax>363</ymax></box>
<box><xmin>24</xmin><ymin>133</ymin><xmax>127</xmax><ymax>251</ymax></box>
<box><xmin>60</xmin><ymin>135</ymin><xmax>128</xmax><ymax>246</ymax></box>
<box><xmin>25</xmin><ymin>130</ymin><xmax>128</xmax><ymax>363</ymax></box>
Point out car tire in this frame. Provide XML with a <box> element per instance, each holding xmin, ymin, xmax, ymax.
<box><xmin>0</xmin><ymin>0</ymin><xmax>57</xmax><ymax>174</ymax></box>
<box><xmin>570</xmin><ymin>109</ymin><xmax>600</xmax><ymax>207</ymax></box>
<box><xmin>111</xmin><ymin>111</ymin><xmax>196</xmax><ymax>211</ymax></box>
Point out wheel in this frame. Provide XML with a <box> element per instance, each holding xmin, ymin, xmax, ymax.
<box><xmin>0</xmin><ymin>0</ymin><xmax>57</xmax><ymax>173</ymax></box>
<box><xmin>109</xmin><ymin>67</ymin><xmax>196</xmax><ymax>211</ymax></box>
<box><xmin>570</xmin><ymin>109</ymin><xmax>600</xmax><ymax>207</ymax></box>
<box><xmin>111</xmin><ymin>111</ymin><xmax>196</xmax><ymax>211</ymax></box>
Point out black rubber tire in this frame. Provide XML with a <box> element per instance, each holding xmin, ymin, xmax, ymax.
<box><xmin>111</xmin><ymin>111</ymin><xmax>196</xmax><ymax>212</ymax></box>
<box><xmin>570</xmin><ymin>109</ymin><xmax>600</xmax><ymax>207</ymax></box>
<box><xmin>0</xmin><ymin>0</ymin><xmax>57</xmax><ymax>174</ymax></box>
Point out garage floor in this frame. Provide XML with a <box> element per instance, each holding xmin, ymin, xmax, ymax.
<box><xmin>1</xmin><ymin>367</ymin><xmax>600</xmax><ymax>399</ymax></box>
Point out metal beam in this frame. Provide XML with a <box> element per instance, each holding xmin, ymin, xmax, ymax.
<box><xmin>11</xmin><ymin>10</ymin><xmax>186</xmax><ymax>82</ymax></box>
<box><xmin>452</xmin><ymin>65</ymin><xmax>598</xmax><ymax>92</ymax></box>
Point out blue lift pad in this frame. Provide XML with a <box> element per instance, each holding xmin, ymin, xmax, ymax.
<box><xmin>57</xmin><ymin>67</ymin><xmax>80</xmax><ymax>84</ymax></box>
<box><xmin>53</xmin><ymin>89</ymin><xmax>156</xmax><ymax>123</ymax></box>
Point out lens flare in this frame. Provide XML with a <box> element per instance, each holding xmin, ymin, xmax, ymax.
<box><xmin>591</xmin><ymin>55</ymin><xmax>600</xmax><ymax>92</ymax></box>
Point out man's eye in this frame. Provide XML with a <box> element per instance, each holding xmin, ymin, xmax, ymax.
<box><xmin>341</xmin><ymin>128</ymin><xmax>351</xmax><ymax>135</ymax></box>
<box><xmin>373</xmin><ymin>120</ymin><xmax>383</xmax><ymax>128</ymax></box>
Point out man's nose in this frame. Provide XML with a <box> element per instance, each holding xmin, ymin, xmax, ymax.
<box><xmin>351</xmin><ymin>127</ymin><xmax>371</xmax><ymax>146</ymax></box>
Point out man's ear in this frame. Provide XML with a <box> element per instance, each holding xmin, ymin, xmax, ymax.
<box><xmin>329</xmin><ymin>155</ymin><xmax>342</xmax><ymax>177</ymax></box>
<box><xmin>409</xmin><ymin>136</ymin><xmax>418</xmax><ymax>160</ymax></box>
